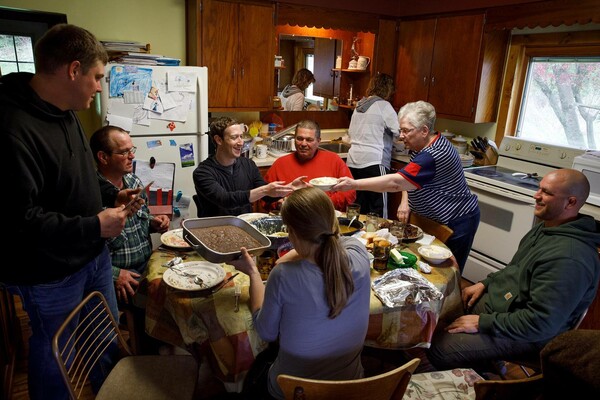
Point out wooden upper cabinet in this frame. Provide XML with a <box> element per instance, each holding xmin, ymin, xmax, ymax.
<box><xmin>373</xmin><ymin>19</ymin><xmax>398</xmax><ymax>77</ymax></box>
<box><xmin>192</xmin><ymin>0</ymin><xmax>275</xmax><ymax>110</ymax></box>
<box><xmin>313</xmin><ymin>38</ymin><xmax>336</xmax><ymax>98</ymax></box>
<box><xmin>394</xmin><ymin>18</ymin><xmax>436</xmax><ymax>109</ymax></box>
<box><xmin>394</xmin><ymin>14</ymin><xmax>508</xmax><ymax>123</ymax></box>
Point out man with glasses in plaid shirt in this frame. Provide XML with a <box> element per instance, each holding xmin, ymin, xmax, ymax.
<box><xmin>90</xmin><ymin>125</ymin><xmax>170</xmax><ymax>304</ymax></box>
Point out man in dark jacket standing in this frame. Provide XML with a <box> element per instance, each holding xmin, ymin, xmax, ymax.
<box><xmin>427</xmin><ymin>169</ymin><xmax>600</xmax><ymax>372</ymax></box>
<box><xmin>0</xmin><ymin>24</ymin><xmax>132</xmax><ymax>399</ymax></box>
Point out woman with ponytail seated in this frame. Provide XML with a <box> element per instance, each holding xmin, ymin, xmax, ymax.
<box><xmin>232</xmin><ymin>187</ymin><xmax>371</xmax><ymax>400</ymax></box>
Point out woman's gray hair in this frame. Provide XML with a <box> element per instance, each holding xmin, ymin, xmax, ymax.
<box><xmin>398</xmin><ymin>101</ymin><xmax>437</xmax><ymax>131</ymax></box>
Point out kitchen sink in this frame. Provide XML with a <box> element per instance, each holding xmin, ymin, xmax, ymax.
<box><xmin>319</xmin><ymin>142</ymin><xmax>351</xmax><ymax>154</ymax></box>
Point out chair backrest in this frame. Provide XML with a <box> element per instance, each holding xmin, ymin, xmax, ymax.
<box><xmin>277</xmin><ymin>358</ymin><xmax>420</xmax><ymax>400</ymax></box>
<box><xmin>474</xmin><ymin>374</ymin><xmax>544</xmax><ymax>400</ymax></box>
<box><xmin>408</xmin><ymin>212</ymin><xmax>454</xmax><ymax>243</ymax></box>
<box><xmin>52</xmin><ymin>291</ymin><xmax>132</xmax><ymax>400</ymax></box>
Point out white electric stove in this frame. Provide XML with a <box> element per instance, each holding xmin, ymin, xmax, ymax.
<box><xmin>462</xmin><ymin>137</ymin><xmax>599</xmax><ymax>283</ymax></box>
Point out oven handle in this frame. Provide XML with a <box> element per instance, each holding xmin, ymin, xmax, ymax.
<box><xmin>467</xmin><ymin>179</ymin><xmax>537</xmax><ymax>205</ymax></box>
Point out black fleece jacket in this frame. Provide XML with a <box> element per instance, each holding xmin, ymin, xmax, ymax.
<box><xmin>0</xmin><ymin>72</ymin><xmax>104</xmax><ymax>285</ymax></box>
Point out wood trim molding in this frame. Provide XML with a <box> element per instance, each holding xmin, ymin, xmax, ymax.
<box><xmin>276</xmin><ymin>2</ymin><xmax>379</xmax><ymax>33</ymax></box>
<box><xmin>486</xmin><ymin>0</ymin><xmax>600</xmax><ymax>31</ymax></box>
<box><xmin>494</xmin><ymin>30</ymin><xmax>600</xmax><ymax>144</ymax></box>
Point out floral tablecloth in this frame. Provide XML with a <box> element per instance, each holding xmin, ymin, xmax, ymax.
<box><xmin>144</xmin><ymin>239</ymin><xmax>462</xmax><ymax>391</ymax></box>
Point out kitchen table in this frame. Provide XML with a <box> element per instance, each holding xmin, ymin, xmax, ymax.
<box><xmin>143</xmin><ymin>230</ymin><xmax>461</xmax><ymax>391</ymax></box>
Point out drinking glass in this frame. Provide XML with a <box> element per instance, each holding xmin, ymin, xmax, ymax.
<box><xmin>346</xmin><ymin>203</ymin><xmax>361</xmax><ymax>220</ymax></box>
<box><xmin>365</xmin><ymin>212</ymin><xmax>379</xmax><ymax>233</ymax></box>
<box><xmin>372</xmin><ymin>240</ymin><xmax>391</xmax><ymax>273</ymax></box>
<box><xmin>389</xmin><ymin>220</ymin><xmax>406</xmax><ymax>247</ymax></box>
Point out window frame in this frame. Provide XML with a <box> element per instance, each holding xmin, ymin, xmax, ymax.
<box><xmin>0</xmin><ymin>7</ymin><xmax>67</xmax><ymax>75</ymax></box>
<box><xmin>495</xmin><ymin>29</ymin><xmax>600</xmax><ymax>147</ymax></box>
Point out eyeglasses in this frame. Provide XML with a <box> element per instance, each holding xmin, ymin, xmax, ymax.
<box><xmin>111</xmin><ymin>146</ymin><xmax>137</xmax><ymax>156</ymax></box>
<box><xmin>400</xmin><ymin>127</ymin><xmax>417</xmax><ymax>134</ymax></box>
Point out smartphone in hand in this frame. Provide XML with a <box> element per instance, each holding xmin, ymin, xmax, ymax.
<box><xmin>124</xmin><ymin>180</ymin><xmax>154</xmax><ymax>209</ymax></box>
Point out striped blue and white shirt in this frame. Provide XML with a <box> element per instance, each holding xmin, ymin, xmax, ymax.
<box><xmin>398</xmin><ymin>133</ymin><xmax>478</xmax><ymax>224</ymax></box>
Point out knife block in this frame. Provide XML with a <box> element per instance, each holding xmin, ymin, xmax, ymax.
<box><xmin>471</xmin><ymin>146</ymin><xmax>499</xmax><ymax>166</ymax></box>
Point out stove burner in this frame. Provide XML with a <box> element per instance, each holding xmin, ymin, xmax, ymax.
<box><xmin>473</xmin><ymin>169</ymin><xmax>502</xmax><ymax>178</ymax></box>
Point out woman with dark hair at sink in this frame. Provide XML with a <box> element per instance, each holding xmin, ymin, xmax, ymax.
<box><xmin>346</xmin><ymin>73</ymin><xmax>400</xmax><ymax>218</ymax></box>
<box><xmin>280</xmin><ymin>68</ymin><xmax>315</xmax><ymax>111</ymax></box>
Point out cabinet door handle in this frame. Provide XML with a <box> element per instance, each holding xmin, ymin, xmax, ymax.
<box><xmin>241</xmin><ymin>67</ymin><xmax>245</xmax><ymax>78</ymax></box>
<box><xmin>423</xmin><ymin>76</ymin><xmax>427</xmax><ymax>85</ymax></box>
<box><xmin>431</xmin><ymin>76</ymin><xmax>435</xmax><ymax>86</ymax></box>
<box><xmin>232</xmin><ymin>68</ymin><xmax>236</xmax><ymax>79</ymax></box>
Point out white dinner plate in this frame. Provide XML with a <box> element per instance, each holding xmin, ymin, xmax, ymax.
<box><xmin>162</xmin><ymin>261</ymin><xmax>226</xmax><ymax>291</ymax></box>
<box><xmin>160</xmin><ymin>228</ymin><xmax>192</xmax><ymax>249</ymax></box>
<box><xmin>238</xmin><ymin>212</ymin><xmax>270</xmax><ymax>223</ymax></box>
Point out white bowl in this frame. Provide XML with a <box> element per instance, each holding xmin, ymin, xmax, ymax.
<box><xmin>418</xmin><ymin>245</ymin><xmax>453</xmax><ymax>264</ymax></box>
<box><xmin>309</xmin><ymin>177</ymin><xmax>339</xmax><ymax>191</ymax></box>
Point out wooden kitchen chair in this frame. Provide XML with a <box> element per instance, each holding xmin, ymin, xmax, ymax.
<box><xmin>408</xmin><ymin>212</ymin><xmax>454</xmax><ymax>243</ymax></box>
<box><xmin>52</xmin><ymin>291</ymin><xmax>198</xmax><ymax>400</ymax></box>
<box><xmin>277</xmin><ymin>358</ymin><xmax>420</xmax><ymax>400</ymax></box>
<box><xmin>474</xmin><ymin>374</ymin><xmax>544</xmax><ymax>400</ymax></box>
<box><xmin>496</xmin><ymin>307</ymin><xmax>589</xmax><ymax>379</ymax></box>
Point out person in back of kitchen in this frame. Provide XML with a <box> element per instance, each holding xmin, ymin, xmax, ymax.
<box><xmin>231</xmin><ymin>187</ymin><xmax>371</xmax><ymax>400</ymax></box>
<box><xmin>426</xmin><ymin>169</ymin><xmax>600</xmax><ymax>373</ymax></box>
<box><xmin>0</xmin><ymin>24</ymin><xmax>133</xmax><ymax>399</ymax></box>
<box><xmin>193</xmin><ymin>116</ymin><xmax>307</xmax><ymax>217</ymax></box>
<box><xmin>346</xmin><ymin>73</ymin><xmax>400</xmax><ymax>218</ymax></box>
<box><xmin>262</xmin><ymin>120</ymin><xmax>356</xmax><ymax>212</ymax></box>
<box><xmin>280</xmin><ymin>68</ymin><xmax>315</xmax><ymax>111</ymax></box>
<box><xmin>90</xmin><ymin>125</ymin><xmax>170</xmax><ymax>304</ymax></box>
<box><xmin>334</xmin><ymin>101</ymin><xmax>479</xmax><ymax>272</ymax></box>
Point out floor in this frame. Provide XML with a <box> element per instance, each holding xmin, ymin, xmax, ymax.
<box><xmin>7</xmin><ymin>279</ymin><xmax>531</xmax><ymax>399</ymax></box>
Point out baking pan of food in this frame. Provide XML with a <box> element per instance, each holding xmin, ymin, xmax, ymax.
<box><xmin>182</xmin><ymin>216</ymin><xmax>271</xmax><ymax>263</ymax></box>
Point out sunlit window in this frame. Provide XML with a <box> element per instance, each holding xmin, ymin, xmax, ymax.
<box><xmin>304</xmin><ymin>53</ymin><xmax>324</xmax><ymax>105</ymax></box>
<box><xmin>0</xmin><ymin>34</ymin><xmax>35</xmax><ymax>75</ymax></box>
<box><xmin>517</xmin><ymin>57</ymin><xmax>600</xmax><ymax>150</ymax></box>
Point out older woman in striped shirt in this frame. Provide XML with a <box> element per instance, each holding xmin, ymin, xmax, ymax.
<box><xmin>333</xmin><ymin>101</ymin><xmax>479</xmax><ymax>272</ymax></box>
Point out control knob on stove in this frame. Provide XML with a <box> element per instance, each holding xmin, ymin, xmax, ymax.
<box><xmin>515</xmin><ymin>143</ymin><xmax>522</xmax><ymax>150</ymax></box>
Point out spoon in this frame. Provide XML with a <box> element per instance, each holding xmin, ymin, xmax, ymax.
<box><xmin>348</xmin><ymin>215</ymin><xmax>357</xmax><ymax>228</ymax></box>
<box><xmin>193</xmin><ymin>276</ymin><xmax>205</xmax><ymax>287</ymax></box>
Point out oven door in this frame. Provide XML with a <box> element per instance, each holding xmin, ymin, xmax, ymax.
<box><xmin>467</xmin><ymin>179</ymin><xmax>537</xmax><ymax>264</ymax></box>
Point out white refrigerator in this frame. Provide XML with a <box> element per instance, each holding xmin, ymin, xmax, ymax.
<box><xmin>98</xmin><ymin>63</ymin><xmax>209</xmax><ymax>221</ymax></box>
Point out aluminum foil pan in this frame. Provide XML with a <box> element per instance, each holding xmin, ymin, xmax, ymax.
<box><xmin>372</xmin><ymin>268</ymin><xmax>443</xmax><ymax>309</ymax></box>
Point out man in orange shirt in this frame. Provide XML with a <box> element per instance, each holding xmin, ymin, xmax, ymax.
<box><xmin>263</xmin><ymin>120</ymin><xmax>356</xmax><ymax>212</ymax></box>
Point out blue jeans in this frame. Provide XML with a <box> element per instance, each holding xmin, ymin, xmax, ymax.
<box><xmin>446</xmin><ymin>208</ymin><xmax>480</xmax><ymax>273</ymax></box>
<box><xmin>426</xmin><ymin>293</ymin><xmax>541</xmax><ymax>372</ymax></box>
<box><xmin>12</xmin><ymin>246</ymin><xmax>118</xmax><ymax>400</ymax></box>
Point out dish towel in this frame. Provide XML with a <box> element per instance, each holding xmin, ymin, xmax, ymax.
<box><xmin>416</xmin><ymin>233</ymin><xmax>435</xmax><ymax>245</ymax></box>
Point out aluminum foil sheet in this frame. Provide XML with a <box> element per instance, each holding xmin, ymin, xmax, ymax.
<box><xmin>372</xmin><ymin>268</ymin><xmax>444</xmax><ymax>309</ymax></box>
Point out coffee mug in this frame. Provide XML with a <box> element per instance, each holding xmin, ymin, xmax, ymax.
<box><xmin>256</xmin><ymin>144</ymin><xmax>268</xmax><ymax>159</ymax></box>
